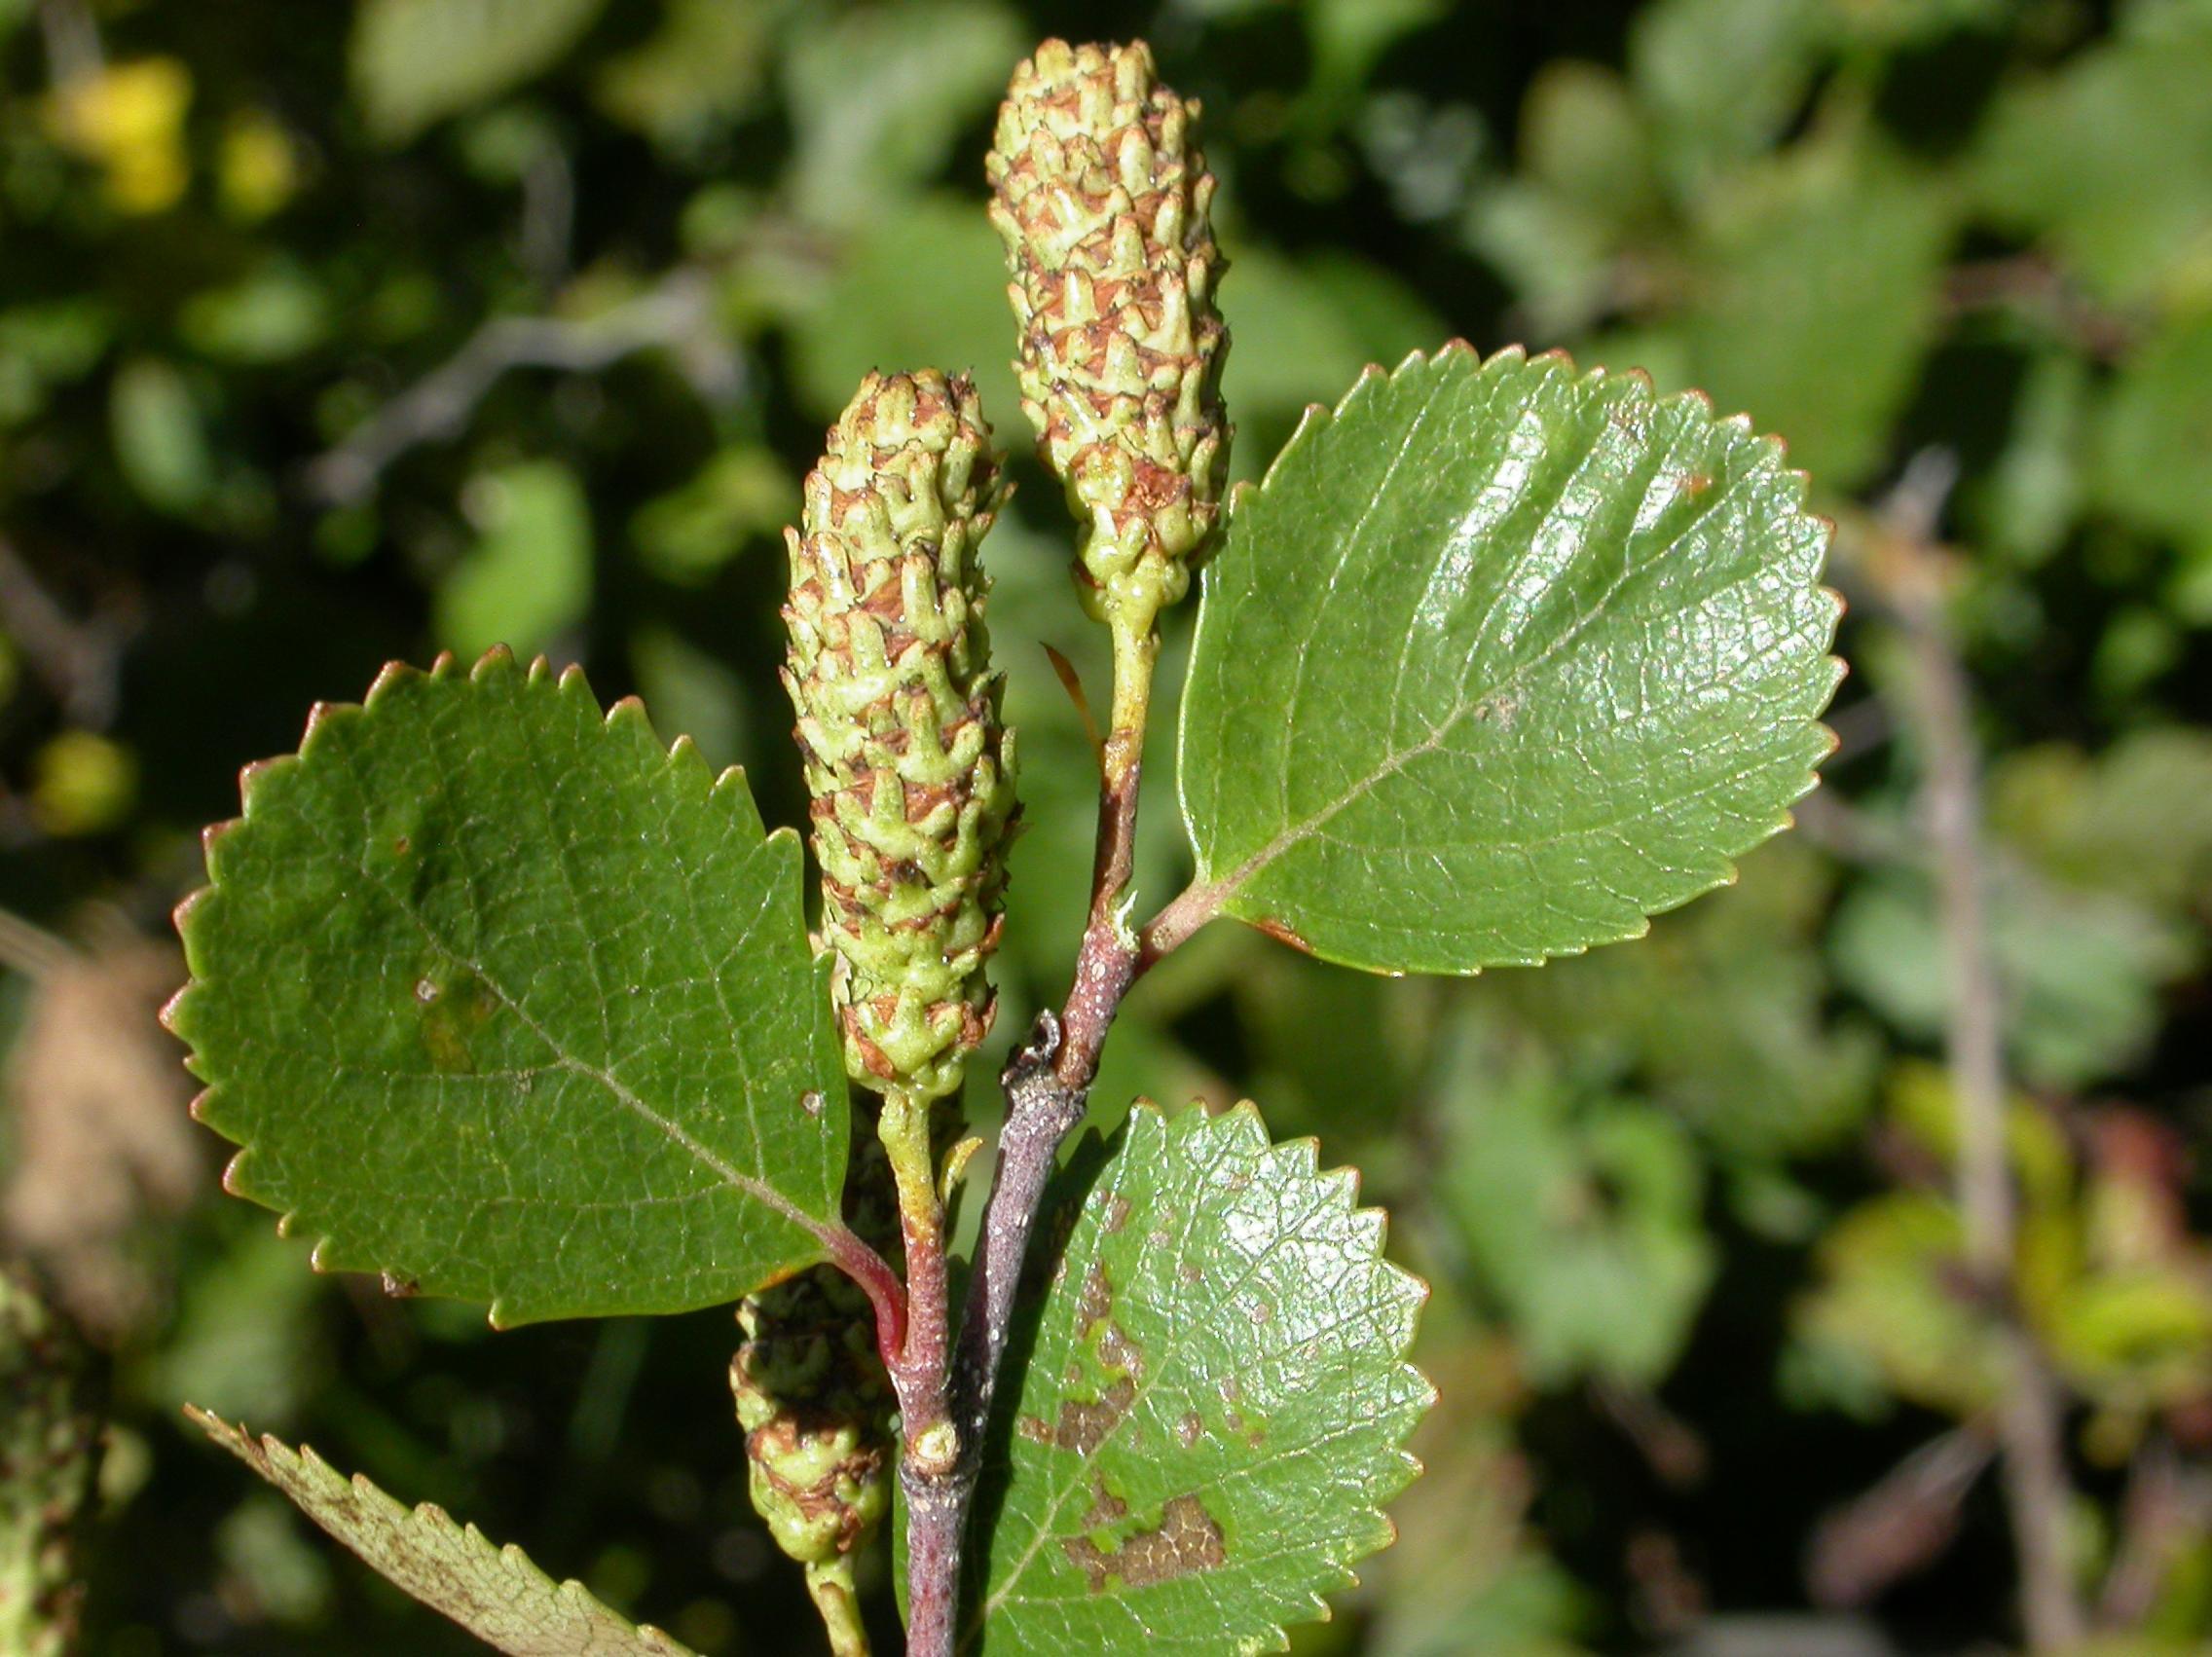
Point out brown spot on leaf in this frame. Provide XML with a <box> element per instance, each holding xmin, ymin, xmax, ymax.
<box><xmin>1102</xmin><ymin>1194</ymin><xmax>1131</xmax><ymax>1234</ymax></box>
<box><xmin>1098</xmin><ymin>1317</ymin><xmax>1143</xmax><ymax>1379</ymax></box>
<box><xmin>1062</xmin><ymin>1494</ymin><xmax>1228</xmax><ymax>1593</ymax></box>
<box><xmin>1048</xmin><ymin>1375</ymin><xmax>1136</xmax><ymax>1456</ymax></box>
<box><xmin>1249</xmin><ymin>915</ymin><xmax>1313</xmax><ymax>955</ymax></box>
<box><xmin>1177</xmin><ymin>1412</ymin><xmax>1203</xmax><ymax>1450</ymax></box>
<box><xmin>1036</xmin><ymin>1261</ymin><xmax>1149</xmax><ymax>1455</ymax></box>
<box><xmin>1078</xmin><ymin>1262</ymin><xmax>1113</xmax><ymax>1329</ymax></box>
<box><xmin>1016</xmin><ymin>1415</ymin><xmax>1055</xmax><ymax>1447</ymax></box>
<box><xmin>1078</xmin><ymin>1473</ymin><xmax>1128</xmax><ymax>1531</ymax></box>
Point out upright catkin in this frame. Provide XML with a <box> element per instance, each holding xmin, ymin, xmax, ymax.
<box><xmin>987</xmin><ymin>38</ymin><xmax>1228</xmax><ymax>644</ymax></box>
<box><xmin>781</xmin><ymin>369</ymin><xmax>1017</xmax><ymax>1105</ymax></box>
<box><xmin>739</xmin><ymin>371</ymin><xmax>1018</xmax><ymax>1645</ymax></box>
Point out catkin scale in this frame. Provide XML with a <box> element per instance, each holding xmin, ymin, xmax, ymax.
<box><xmin>987</xmin><ymin>38</ymin><xmax>1228</xmax><ymax>638</ymax></box>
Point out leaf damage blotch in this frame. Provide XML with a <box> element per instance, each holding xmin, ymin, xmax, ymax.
<box><xmin>1062</xmin><ymin>1493</ymin><xmax>1228</xmax><ymax>1594</ymax></box>
<box><xmin>1029</xmin><ymin>1262</ymin><xmax>1146</xmax><ymax>1456</ymax></box>
<box><xmin>1077</xmin><ymin>1472</ymin><xmax>1127</xmax><ymax>1531</ymax></box>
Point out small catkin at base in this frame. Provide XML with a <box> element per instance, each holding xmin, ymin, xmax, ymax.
<box><xmin>733</xmin><ymin>1131</ymin><xmax>900</xmax><ymax>1657</ymax></box>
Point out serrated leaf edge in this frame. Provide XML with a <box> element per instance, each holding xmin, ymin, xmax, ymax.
<box><xmin>162</xmin><ymin>644</ymin><xmax>846</xmax><ymax>1327</ymax></box>
<box><xmin>1180</xmin><ymin>341</ymin><xmax>1847</xmax><ymax>976</ymax></box>
<box><xmin>187</xmin><ymin>1406</ymin><xmax>697</xmax><ymax>1657</ymax></box>
<box><xmin>978</xmin><ymin>1099</ymin><xmax>1434</xmax><ymax>1653</ymax></box>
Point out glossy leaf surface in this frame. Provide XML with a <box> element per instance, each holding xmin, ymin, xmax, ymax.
<box><xmin>971</xmin><ymin>1103</ymin><xmax>1431</xmax><ymax>1653</ymax></box>
<box><xmin>1178</xmin><ymin>345</ymin><xmax>1840</xmax><ymax>975</ymax></box>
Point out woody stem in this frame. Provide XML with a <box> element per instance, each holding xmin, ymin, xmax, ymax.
<box><xmin>880</xmin><ymin>1085</ymin><xmax>954</xmax><ymax>1463</ymax></box>
<box><xmin>903</xmin><ymin>610</ymin><xmax>1166</xmax><ymax>1657</ymax></box>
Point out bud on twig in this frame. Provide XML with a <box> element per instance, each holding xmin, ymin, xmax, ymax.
<box><xmin>784</xmin><ymin>371</ymin><xmax>1017</xmax><ymax>1106</ymax></box>
<box><xmin>988</xmin><ymin>39</ymin><xmax>1228</xmax><ymax>641</ymax></box>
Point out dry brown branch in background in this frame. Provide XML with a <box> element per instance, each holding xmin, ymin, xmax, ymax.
<box><xmin>2</xmin><ymin>920</ymin><xmax>203</xmax><ymax>1343</ymax></box>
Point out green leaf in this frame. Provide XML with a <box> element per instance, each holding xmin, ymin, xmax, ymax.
<box><xmin>2093</xmin><ymin>315</ymin><xmax>2212</xmax><ymax>580</ymax></box>
<box><xmin>1966</xmin><ymin>346</ymin><xmax>2090</xmax><ymax>569</ymax></box>
<box><xmin>166</xmin><ymin>648</ymin><xmax>850</xmax><ymax>1326</ymax></box>
<box><xmin>1219</xmin><ymin>246</ymin><xmax>1447</xmax><ymax>458</ymax></box>
<box><xmin>593</xmin><ymin>0</ymin><xmax>780</xmax><ymax>153</ymax></box>
<box><xmin>110</xmin><ymin>355</ymin><xmax>211</xmax><ymax>515</ymax></box>
<box><xmin>1492</xmin><ymin>839</ymin><xmax>1878</xmax><ymax>1164</ymax></box>
<box><xmin>1793</xmin><ymin>1193</ymin><xmax>2005</xmax><ymax>1420</ymax></box>
<box><xmin>1301</xmin><ymin>0</ymin><xmax>1449</xmax><ymax>116</ymax></box>
<box><xmin>970</xmin><ymin>1102</ymin><xmax>1431</xmax><ymax>1654</ymax></box>
<box><xmin>1628</xmin><ymin>0</ymin><xmax>1820</xmax><ymax>187</ymax></box>
<box><xmin>1433</xmin><ymin>1020</ymin><xmax>1714</xmax><ymax>1386</ymax></box>
<box><xmin>351</xmin><ymin>0</ymin><xmax>608</xmax><ymax>146</ymax></box>
<box><xmin>629</xmin><ymin>444</ymin><xmax>795</xmax><ymax>587</ymax></box>
<box><xmin>1463</xmin><ymin>62</ymin><xmax>1658</xmax><ymax>338</ymax></box>
<box><xmin>436</xmin><ymin>460</ymin><xmax>595</xmax><ymax>660</ymax></box>
<box><xmin>1176</xmin><ymin>345</ymin><xmax>1840</xmax><ymax>976</ymax></box>
<box><xmin>1812</xmin><ymin>0</ymin><xmax>2008</xmax><ymax>49</ymax></box>
<box><xmin>1828</xmin><ymin>864</ymin><xmax>2195</xmax><ymax>1092</ymax></box>
<box><xmin>1972</xmin><ymin>10</ymin><xmax>2212</xmax><ymax>310</ymax></box>
<box><xmin>1682</xmin><ymin>145</ymin><xmax>1953</xmax><ymax>488</ymax></box>
<box><xmin>1991</xmin><ymin>729</ymin><xmax>2212</xmax><ymax>912</ymax></box>
<box><xmin>787</xmin><ymin>193</ymin><xmax>1018</xmax><ymax>428</ymax></box>
<box><xmin>783</xmin><ymin>1</ymin><xmax>1024</xmax><ymax>228</ymax></box>
<box><xmin>178</xmin><ymin>262</ymin><xmax>333</xmax><ymax>365</ymax></box>
<box><xmin>190</xmin><ymin>1409</ymin><xmax>698</xmax><ymax>1656</ymax></box>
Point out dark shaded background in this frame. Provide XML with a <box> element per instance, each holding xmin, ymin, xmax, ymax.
<box><xmin>3</xmin><ymin>0</ymin><xmax>2210</xmax><ymax>1652</ymax></box>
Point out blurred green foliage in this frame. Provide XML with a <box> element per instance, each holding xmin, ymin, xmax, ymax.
<box><xmin>1</xmin><ymin>1</ymin><xmax>2210</xmax><ymax>1653</ymax></box>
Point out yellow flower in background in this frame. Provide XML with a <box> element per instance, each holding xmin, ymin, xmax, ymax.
<box><xmin>44</xmin><ymin>57</ymin><xmax>194</xmax><ymax>215</ymax></box>
<box><xmin>30</xmin><ymin>730</ymin><xmax>137</xmax><ymax>836</ymax></box>
<box><xmin>218</xmin><ymin>108</ymin><xmax>300</xmax><ymax>222</ymax></box>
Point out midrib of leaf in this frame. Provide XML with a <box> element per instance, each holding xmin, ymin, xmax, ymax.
<box><xmin>505</xmin><ymin>682</ymin><xmax>778</xmax><ymax>1200</ymax></box>
<box><xmin>289</xmin><ymin>768</ymin><xmax>833</xmax><ymax>1251</ymax></box>
<box><xmin>1276</xmin><ymin>712</ymin><xmax>1797</xmax><ymax>904</ymax></box>
<box><xmin>974</xmin><ymin>1156</ymin><xmax>1346</xmax><ymax>1628</ymax></box>
<box><xmin>191</xmin><ymin>1407</ymin><xmax>696</xmax><ymax>1657</ymax></box>
<box><xmin>1194</xmin><ymin>391</ymin><xmax>1773</xmax><ymax>923</ymax></box>
<box><xmin>1270</xmin><ymin>378</ymin><xmax>1450</xmax><ymax>836</ymax></box>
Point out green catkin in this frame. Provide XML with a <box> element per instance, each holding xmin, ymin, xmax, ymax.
<box><xmin>732</xmin><ymin>1134</ymin><xmax>898</xmax><ymax>1657</ymax></box>
<box><xmin>987</xmin><ymin>38</ymin><xmax>1229</xmax><ymax>643</ymax></box>
<box><xmin>782</xmin><ymin>369</ymin><xmax>1017</xmax><ymax>1104</ymax></box>
<box><xmin>0</xmin><ymin>1265</ymin><xmax>100</xmax><ymax>1657</ymax></box>
<box><xmin>746</xmin><ymin>370</ymin><xmax>1017</xmax><ymax>1649</ymax></box>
